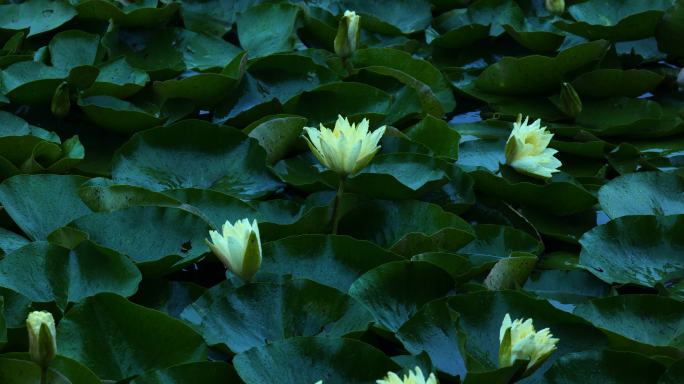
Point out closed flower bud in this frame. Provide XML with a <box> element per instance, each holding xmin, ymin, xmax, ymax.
<box><xmin>334</xmin><ymin>10</ymin><xmax>360</xmax><ymax>58</ymax></box>
<box><xmin>559</xmin><ymin>82</ymin><xmax>582</xmax><ymax>117</ymax></box>
<box><xmin>51</xmin><ymin>81</ymin><xmax>71</xmax><ymax>118</ymax></box>
<box><xmin>377</xmin><ymin>366</ymin><xmax>438</xmax><ymax>384</ymax></box>
<box><xmin>303</xmin><ymin>115</ymin><xmax>385</xmax><ymax>175</ymax></box>
<box><xmin>504</xmin><ymin>115</ymin><xmax>562</xmax><ymax>179</ymax></box>
<box><xmin>499</xmin><ymin>313</ymin><xmax>559</xmax><ymax>376</ymax></box>
<box><xmin>27</xmin><ymin>311</ymin><xmax>57</xmax><ymax>368</ymax></box>
<box><xmin>545</xmin><ymin>0</ymin><xmax>565</xmax><ymax>14</ymax></box>
<box><xmin>205</xmin><ymin>219</ymin><xmax>262</xmax><ymax>281</ymax></box>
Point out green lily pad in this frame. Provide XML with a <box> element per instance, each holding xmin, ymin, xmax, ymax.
<box><xmin>153</xmin><ymin>72</ymin><xmax>238</xmax><ymax>108</ymax></box>
<box><xmin>571</xmin><ymin>69</ymin><xmax>663</xmax><ymax>99</ymax></box>
<box><xmin>244</xmin><ymin>53</ymin><xmax>337</xmax><ymax>105</ymax></box>
<box><xmin>344</xmin><ymin>153</ymin><xmax>453</xmax><ymax>199</ymax></box>
<box><xmin>0</xmin><ymin>358</ymin><xmax>71</xmax><ymax>384</ymax></box>
<box><xmin>255</xmin><ymin>194</ymin><xmax>334</xmax><ymax>241</ymax></box>
<box><xmin>598</xmin><ymin>171</ymin><xmax>684</xmax><ymax>218</ymax></box>
<box><xmin>459</xmin><ymin>224</ymin><xmax>542</xmax><ymax>257</ymax></box>
<box><xmin>0</xmin><ymin>174</ymin><xmax>90</xmax><ymax>240</ymax></box>
<box><xmin>48</xmin><ymin>30</ymin><xmax>101</xmax><ymax>71</ymax></box>
<box><xmin>0</xmin><ymin>61</ymin><xmax>66</xmax><ymax>105</ymax></box>
<box><xmin>132</xmin><ymin>279</ymin><xmax>205</xmax><ymax>319</ymax></box>
<box><xmin>556</xmin><ymin>0</ymin><xmax>674</xmax><ymax>41</ymax></box>
<box><xmin>259</xmin><ymin>234</ymin><xmax>401</xmax><ymax>292</ymax></box>
<box><xmin>181</xmin><ymin>278</ymin><xmax>372</xmax><ymax>353</ymax></box>
<box><xmin>70</xmin><ymin>0</ymin><xmax>179</xmax><ymax>27</ymax></box>
<box><xmin>130</xmin><ymin>362</ymin><xmax>240</xmax><ymax>384</ymax></box>
<box><xmin>70</xmin><ymin>205</ymin><xmax>211</xmax><ymax>274</ymax></box>
<box><xmin>105</xmin><ymin>27</ymin><xmax>241</xmax><ymax>74</ymax></box>
<box><xmin>284</xmin><ymin>81</ymin><xmax>392</xmax><ymax>126</ymax></box>
<box><xmin>349</xmin><ymin>260</ymin><xmax>454</xmax><ymax>331</ymax></box>
<box><xmin>1</xmin><ymin>354</ymin><xmax>101</xmax><ymax>384</ymax></box>
<box><xmin>0</xmin><ymin>228</ymin><xmax>29</xmax><ymax>256</ymax></box>
<box><xmin>246</xmin><ymin>114</ymin><xmax>307</xmax><ymax>164</ymax></box>
<box><xmin>575</xmin><ymin>98</ymin><xmax>683</xmax><ymax>138</ymax></box>
<box><xmin>656</xmin><ymin>1</ymin><xmax>684</xmax><ymax>57</ymax></box>
<box><xmin>0</xmin><ymin>241</ymin><xmax>140</xmax><ymax>308</ymax></box>
<box><xmin>578</xmin><ymin>215</ymin><xmax>684</xmax><ymax>288</ymax></box>
<box><xmin>233</xmin><ymin>336</ymin><xmax>399</xmax><ymax>384</ymax></box>
<box><xmin>573</xmin><ymin>295</ymin><xmax>684</xmax><ymax>356</ymax></box>
<box><xmin>470</xmin><ymin>170</ymin><xmax>598</xmax><ymax>216</ymax></box>
<box><xmin>542</xmin><ymin>349</ymin><xmax>665</xmax><ymax>384</ymax></box>
<box><xmin>352</xmin><ymin>48</ymin><xmax>456</xmax><ymax>116</ymax></box>
<box><xmin>78</xmin><ymin>95</ymin><xmax>163</xmax><ymax>133</ymax></box>
<box><xmin>524</xmin><ymin>269</ymin><xmax>610</xmax><ymax>307</ymax></box>
<box><xmin>405</xmin><ymin>115</ymin><xmax>460</xmax><ymax>159</ymax></box>
<box><xmin>483</xmin><ymin>253</ymin><xmax>538</xmax><ymax>291</ymax></box>
<box><xmin>111</xmin><ymin>120</ymin><xmax>280</xmax><ymax>199</ymax></box>
<box><xmin>396</xmin><ymin>298</ymin><xmax>467</xmax><ymax>379</ymax></box>
<box><xmin>179</xmin><ymin>0</ymin><xmax>245</xmax><ymax>36</ymax></box>
<box><xmin>338</xmin><ymin>199</ymin><xmax>475</xmax><ymax>256</ymax></box>
<box><xmin>84</xmin><ymin>57</ymin><xmax>149</xmax><ymax>98</ymax></box>
<box><xmin>474</xmin><ymin>40</ymin><xmax>609</xmax><ymax>96</ymax></box>
<box><xmin>162</xmin><ymin>188</ymin><xmax>256</xmax><ymax>229</ymax></box>
<box><xmin>58</xmin><ymin>293</ymin><xmax>207</xmax><ymax>381</ymax></box>
<box><xmin>0</xmin><ymin>0</ymin><xmax>77</xmax><ymax>37</ymax></box>
<box><xmin>237</xmin><ymin>3</ymin><xmax>302</xmax><ymax>58</ymax></box>
<box><xmin>77</xmin><ymin>178</ymin><xmax>180</xmax><ymax>212</ymax></box>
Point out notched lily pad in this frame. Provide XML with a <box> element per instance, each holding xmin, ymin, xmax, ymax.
<box><xmin>579</xmin><ymin>214</ymin><xmax>684</xmax><ymax>288</ymax></box>
<box><xmin>111</xmin><ymin>119</ymin><xmax>281</xmax><ymax>199</ymax></box>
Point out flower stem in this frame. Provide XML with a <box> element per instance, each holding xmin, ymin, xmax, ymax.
<box><xmin>40</xmin><ymin>365</ymin><xmax>48</xmax><ymax>384</ymax></box>
<box><xmin>331</xmin><ymin>177</ymin><xmax>345</xmax><ymax>234</ymax></box>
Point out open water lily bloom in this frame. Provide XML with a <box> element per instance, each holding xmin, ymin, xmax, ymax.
<box><xmin>504</xmin><ymin>116</ymin><xmax>562</xmax><ymax>179</ymax></box>
<box><xmin>499</xmin><ymin>313</ymin><xmax>559</xmax><ymax>376</ymax></box>
<box><xmin>303</xmin><ymin>115</ymin><xmax>386</xmax><ymax>175</ymax></box>
<box><xmin>377</xmin><ymin>366</ymin><xmax>438</xmax><ymax>384</ymax></box>
<box><xmin>205</xmin><ymin>218</ymin><xmax>262</xmax><ymax>281</ymax></box>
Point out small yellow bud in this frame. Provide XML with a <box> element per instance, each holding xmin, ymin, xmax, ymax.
<box><xmin>26</xmin><ymin>311</ymin><xmax>57</xmax><ymax>368</ymax></box>
<box><xmin>499</xmin><ymin>313</ymin><xmax>559</xmax><ymax>376</ymax></box>
<box><xmin>303</xmin><ymin>115</ymin><xmax>385</xmax><ymax>175</ymax></box>
<box><xmin>504</xmin><ymin>115</ymin><xmax>562</xmax><ymax>179</ymax></box>
<box><xmin>376</xmin><ymin>366</ymin><xmax>438</xmax><ymax>384</ymax></box>
<box><xmin>545</xmin><ymin>0</ymin><xmax>565</xmax><ymax>14</ymax></box>
<box><xmin>205</xmin><ymin>218</ymin><xmax>262</xmax><ymax>281</ymax></box>
<box><xmin>334</xmin><ymin>10</ymin><xmax>360</xmax><ymax>58</ymax></box>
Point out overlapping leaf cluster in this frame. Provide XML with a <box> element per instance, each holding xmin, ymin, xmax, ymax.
<box><xmin>0</xmin><ymin>0</ymin><xmax>683</xmax><ymax>383</ymax></box>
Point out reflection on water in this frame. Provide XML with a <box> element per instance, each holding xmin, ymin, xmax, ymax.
<box><xmin>449</xmin><ymin>110</ymin><xmax>482</xmax><ymax>124</ymax></box>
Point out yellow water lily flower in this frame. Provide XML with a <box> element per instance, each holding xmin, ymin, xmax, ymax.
<box><xmin>499</xmin><ymin>313</ymin><xmax>559</xmax><ymax>376</ymax></box>
<box><xmin>504</xmin><ymin>115</ymin><xmax>562</xmax><ymax>179</ymax></box>
<box><xmin>205</xmin><ymin>218</ymin><xmax>262</xmax><ymax>281</ymax></box>
<box><xmin>303</xmin><ymin>115</ymin><xmax>386</xmax><ymax>175</ymax></box>
<box><xmin>377</xmin><ymin>366</ymin><xmax>438</xmax><ymax>384</ymax></box>
<box><xmin>334</xmin><ymin>10</ymin><xmax>360</xmax><ymax>58</ymax></box>
<box><xmin>27</xmin><ymin>311</ymin><xmax>57</xmax><ymax>367</ymax></box>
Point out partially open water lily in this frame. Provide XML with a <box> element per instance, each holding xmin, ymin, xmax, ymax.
<box><xmin>376</xmin><ymin>366</ymin><xmax>438</xmax><ymax>384</ymax></box>
<box><xmin>303</xmin><ymin>115</ymin><xmax>385</xmax><ymax>175</ymax></box>
<box><xmin>205</xmin><ymin>218</ymin><xmax>262</xmax><ymax>281</ymax></box>
<box><xmin>334</xmin><ymin>10</ymin><xmax>360</xmax><ymax>58</ymax></box>
<box><xmin>499</xmin><ymin>313</ymin><xmax>559</xmax><ymax>376</ymax></box>
<box><xmin>504</xmin><ymin>115</ymin><xmax>562</xmax><ymax>179</ymax></box>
